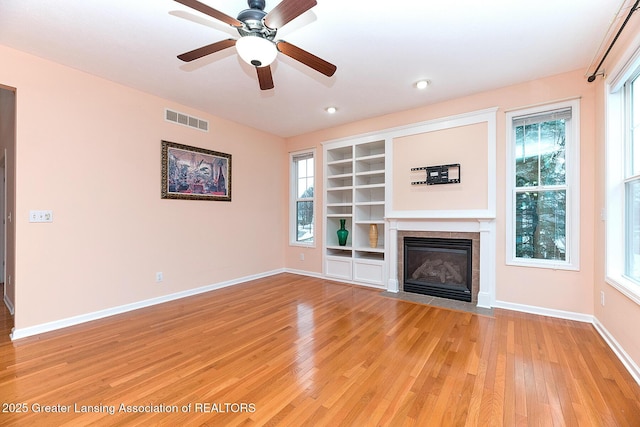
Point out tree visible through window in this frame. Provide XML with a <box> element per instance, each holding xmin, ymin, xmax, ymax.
<box><xmin>514</xmin><ymin>114</ymin><xmax>568</xmax><ymax>260</ymax></box>
<box><xmin>509</xmin><ymin>106</ymin><xmax>576</xmax><ymax>266</ymax></box>
<box><xmin>292</xmin><ymin>151</ymin><xmax>314</xmax><ymax>244</ymax></box>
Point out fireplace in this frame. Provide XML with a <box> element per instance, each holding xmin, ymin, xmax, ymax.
<box><xmin>403</xmin><ymin>236</ymin><xmax>473</xmax><ymax>302</ymax></box>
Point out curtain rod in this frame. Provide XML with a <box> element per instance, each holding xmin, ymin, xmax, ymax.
<box><xmin>588</xmin><ymin>0</ymin><xmax>640</xmax><ymax>82</ymax></box>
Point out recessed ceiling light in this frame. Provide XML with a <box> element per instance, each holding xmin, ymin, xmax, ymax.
<box><xmin>325</xmin><ymin>106</ymin><xmax>337</xmax><ymax>114</ymax></box>
<box><xmin>415</xmin><ymin>80</ymin><xmax>430</xmax><ymax>90</ymax></box>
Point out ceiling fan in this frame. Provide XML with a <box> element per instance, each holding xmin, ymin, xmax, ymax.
<box><xmin>174</xmin><ymin>0</ymin><xmax>337</xmax><ymax>90</ymax></box>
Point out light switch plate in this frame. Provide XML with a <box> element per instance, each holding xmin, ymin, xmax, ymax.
<box><xmin>29</xmin><ymin>210</ymin><xmax>53</xmax><ymax>223</ymax></box>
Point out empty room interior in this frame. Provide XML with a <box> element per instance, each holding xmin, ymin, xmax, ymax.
<box><xmin>1</xmin><ymin>0</ymin><xmax>640</xmax><ymax>425</ymax></box>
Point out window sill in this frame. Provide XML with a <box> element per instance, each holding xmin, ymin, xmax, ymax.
<box><xmin>606</xmin><ymin>274</ymin><xmax>640</xmax><ymax>306</ymax></box>
<box><xmin>506</xmin><ymin>258</ymin><xmax>579</xmax><ymax>271</ymax></box>
<box><xmin>290</xmin><ymin>241</ymin><xmax>316</xmax><ymax>249</ymax></box>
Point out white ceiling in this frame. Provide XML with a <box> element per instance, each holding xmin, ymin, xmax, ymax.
<box><xmin>0</xmin><ymin>0</ymin><xmax>625</xmax><ymax>137</ymax></box>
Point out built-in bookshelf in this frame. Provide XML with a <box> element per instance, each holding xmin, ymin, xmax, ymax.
<box><xmin>323</xmin><ymin>138</ymin><xmax>387</xmax><ymax>287</ymax></box>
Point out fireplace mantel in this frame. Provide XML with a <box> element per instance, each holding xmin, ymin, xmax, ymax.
<box><xmin>387</xmin><ymin>215</ymin><xmax>496</xmax><ymax>308</ymax></box>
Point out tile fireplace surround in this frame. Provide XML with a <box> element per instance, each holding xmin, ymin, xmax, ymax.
<box><xmin>387</xmin><ymin>217</ymin><xmax>496</xmax><ymax>308</ymax></box>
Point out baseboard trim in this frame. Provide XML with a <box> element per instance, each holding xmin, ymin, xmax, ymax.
<box><xmin>10</xmin><ymin>269</ymin><xmax>285</xmax><ymax>341</ymax></box>
<box><xmin>476</xmin><ymin>291</ymin><xmax>492</xmax><ymax>309</ymax></box>
<box><xmin>3</xmin><ymin>293</ymin><xmax>14</xmax><ymax>315</ymax></box>
<box><xmin>283</xmin><ymin>268</ymin><xmax>324</xmax><ymax>279</ymax></box>
<box><xmin>592</xmin><ymin>318</ymin><xmax>640</xmax><ymax>386</ymax></box>
<box><xmin>492</xmin><ymin>299</ymin><xmax>594</xmax><ymax>323</ymax></box>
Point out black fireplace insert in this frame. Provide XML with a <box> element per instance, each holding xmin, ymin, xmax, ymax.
<box><xmin>403</xmin><ymin>237</ymin><xmax>472</xmax><ymax>302</ymax></box>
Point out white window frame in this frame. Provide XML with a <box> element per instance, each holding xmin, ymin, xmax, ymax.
<box><xmin>290</xmin><ymin>149</ymin><xmax>316</xmax><ymax>247</ymax></box>
<box><xmin>606</xmin><ymin>46</ymin><xmax>640</xmax><ymax>305</ymax></box>
<box><xmin>505</xmin><ymin>99</ymin><xmax>581</xmax><ymax>270</ymax></box>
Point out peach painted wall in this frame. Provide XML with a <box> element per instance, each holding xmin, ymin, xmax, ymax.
<box><xmin>592</xmin><ymin>12</ymin><xmax>640</xmax><ymax>370</ymax></box>
<box><xmin>286</xmin><ymin>69</ymin><xmax>596</xmax><ymax>317</ymax></box>
<box><xmin>0</xmin><ymin>45</ymin><xmax>287</xmax><ymax>331</ymax></box>
<box><xmin>392</xmin><ymin>123</ymin><xmax>488</xmax><ymax>212</ymax></box>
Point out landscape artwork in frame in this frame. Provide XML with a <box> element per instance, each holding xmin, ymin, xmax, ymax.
<box><xmin>161</xmin><ymin>140</ymin><xmax>231</xmax><ymax>201</ymax></box>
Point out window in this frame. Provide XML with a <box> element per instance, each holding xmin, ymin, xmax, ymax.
<box><xmin>290</xmin><ymin>150</ymin><xmax>315</xmax><ymax>246</ymax></box>
<box><xmin>625</xmin><ymin>76</ymin><xmax>640</xmax><ymax>283</ymax></box>
<box><xmin>506</xmin><ymin>100</ymin><xmax>580</xmax><ymax>269</ymax></box>
<box><xmin>606</xmin><ymin>56</ymin><xmax>640</xmax><ymax>303</ymax></box>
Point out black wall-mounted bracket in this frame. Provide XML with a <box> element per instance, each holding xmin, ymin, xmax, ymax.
<box><xmin>411</xmin><ymin>163</ymin><xmax>461</xmax><ymax>185</ymax></box>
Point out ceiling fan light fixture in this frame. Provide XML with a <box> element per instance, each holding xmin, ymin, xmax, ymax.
<box><xmin>235</xmin><ymin>36</ymin><xmax>277</xmax><ymax>67</ymax></box>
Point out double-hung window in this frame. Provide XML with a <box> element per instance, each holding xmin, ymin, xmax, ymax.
<box><xmin>290</xmin><ymin>150</ymin><xmax>315</xmax><ymax>246</ymax></box>
<box><xmin>624</xmin><ymin>75</ymin><xmax>640</xmax><ymax>284</ymax></box>
<box><xmin>506</xmin><ymin>99</ymin><xmax>580</xmax><ymax>269</ymax></box>
<box><xmin>607</xmin><ymin>56</ymin><xmax>640</xmax><ymax>303</ymax></box>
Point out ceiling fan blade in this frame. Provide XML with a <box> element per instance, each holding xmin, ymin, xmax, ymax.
<box><xmin>174</xmin><ymin>0</ymin><xmax>243</xmax><ymax>27</ymax></box>
<box><xmin>177</xmin><ymin>39</ymin><xmax>236</xmax><ymax>62</ymax></box>
<box><xmin>256</xmin><ymin>66</ymin><xmax>275</xmax><ymax>90</ymax></box>
<box><xmin>276</xmin><ymin>41</ymin><xmax>336</xmax><ymax>77</ymax></box>
<box><xmin>264</xmin><ymin>0</ymin><xmax>317</xmax><ymax>29</ymax></box>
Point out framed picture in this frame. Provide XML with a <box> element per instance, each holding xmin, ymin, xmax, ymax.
<box><xmin>161</xmin><ymin>140</ymin><xmax>232</xmax><ymax>201</ymax></box>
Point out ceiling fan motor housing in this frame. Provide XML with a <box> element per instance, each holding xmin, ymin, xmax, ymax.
<box><xmin>247</xmin><ymin>0</ymin><xmax>266</xmax><ymax>10</ymax></box>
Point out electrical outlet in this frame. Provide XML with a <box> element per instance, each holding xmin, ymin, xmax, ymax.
<box><xmin>300</xmin><ymin>253</ymin><xmax>305</xmax><ymax>261</ymax></box>
<box><xmin>156</xmin><ymin>272</ymin><xmax>163</xmax><ymax>283</ymax></box>
<box><xmin>600</xmin><ymin>290</ymin><xmax>605</xmax><ymax>306</ymax></box>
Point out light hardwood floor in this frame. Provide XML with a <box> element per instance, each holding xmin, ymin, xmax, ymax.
<box><xmin>0</xmin><ymin>274</ymin><xmax>639</xmax><ymax>426</ymax></box>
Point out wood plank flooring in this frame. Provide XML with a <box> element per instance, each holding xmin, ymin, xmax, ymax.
<box><xmin>0</xmin><ymin>273</ymin><xmax>639</xmax><ymax>426</ymax></box>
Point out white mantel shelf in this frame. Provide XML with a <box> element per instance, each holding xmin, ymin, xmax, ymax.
<box><xmin>387</xmin><ymin>210</ymin><xmax>496</xmax><ymax>220</ymax></box>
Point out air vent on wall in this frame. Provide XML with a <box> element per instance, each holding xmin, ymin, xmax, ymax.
<box><xmin>165</xmin><ymin>108</ymin><xmax>209</xmax><ymax>132</ymax></box>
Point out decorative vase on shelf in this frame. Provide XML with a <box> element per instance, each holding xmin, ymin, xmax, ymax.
<box><xmin>369</xmin><ymin>224</ymin><xmax>378</xmax><ymax>248</ymax></box>
<box><xmin>337</xmin><ymin>219</ymin><xmax>349</xmax><ymax>246</ymax></box>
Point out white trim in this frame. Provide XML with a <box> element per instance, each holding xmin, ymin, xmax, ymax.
<box><xmin>283</xmin><ymin>268</ymin><xmax>324</xmax><ymax>279</ymax></box>
<box><xmin>310</xmin><ymin>274</ymin><xmax>387</xmax><ymax>290</ymax></box>
<box><xmin>608</xmin><ymin>40</ymin><xmax>640</xmax><ymax>93</ymax></box>
<box><xmin>605</xmin><ymin>61</ymin><xmax>640</xmax><ymax>306</ymax></box>
<box><xmin>327</xmin><ymin>108</ymin><xmax>498</xmax><ymax>221</ymax></box>
<box><xmin>593</xmin><ymin>317</ymin><xmax>640</xmax><ymax>386</ymax></box>
<box><xmin>493</xmin><ymin>299</ymin><xmax>594</xmax><ymax>323</ymax></box>
<box><xmin>3</xmin><ymin>292</ymin><xmax>14</xmax><ymax>315</ymax></box>
<box><xmin>606</xmin><ymin>275</ymin><xmax>640</xmax><ymax>306</ymax></box>
<box><xmin>388</xmin><ymin>209</ymin><xmax>495</xmax><ymax>220</ymax></box>
<box><xmin>10</xmin><ymin>269</ymin><xmax>285</xmax><ymax>341</ymax></box>
<box><xmin>322</xmin><ymin>107</ymin><xmax>499</xmax><ymax>147</ymax></box>
<box><xmin>505</xmin><ymin>98</ymin><xmax>581</xmax><ymax>270</ymax></box>
<box><xmin>289</xmin><ymin>148</ymin><xmax>316</xmax><ymax>248</ymax></box>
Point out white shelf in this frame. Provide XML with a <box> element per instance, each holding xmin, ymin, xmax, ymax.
<box><xmin>355</xmin><ymin>200</ymin><xmax>385</xmax><ymax>205</ymax></box>
<box><xmin>327</xmin><ymin>245</ymin><xmax>353</xmax><ymax>252</ymax></box>
<box><xmin>324</xmin><ymin>139</ymin><xmax>388</xmax><ymax>288</ymax></box>
<box><xmin>327</xmin><ymin>158</ymin><xmax>352</xmax><ymax>165</ymax></box>
<box><xmin>354</xmin><ymin>246</ymin><xmax>385</xmax><ymax>253</ymax></box>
